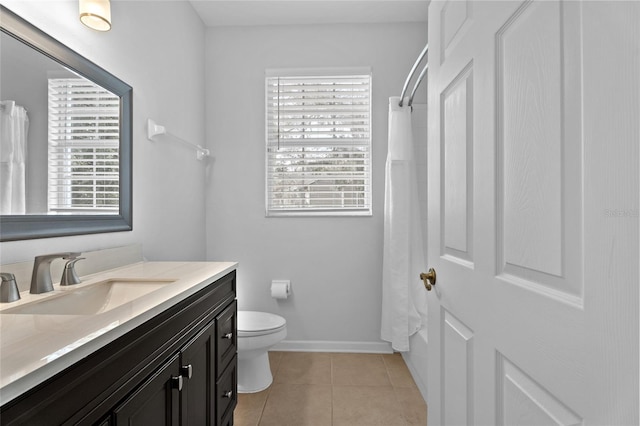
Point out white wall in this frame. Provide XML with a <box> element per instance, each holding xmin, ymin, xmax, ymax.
<box><xmin>0</xmin><ymin>1</ymin><xmax>207</xmax><ymax>263</ymax></box>
<box><xmin>205</xmin><ymin>22</ymin><xmax>427</xmax><ymax>349</ymax></box>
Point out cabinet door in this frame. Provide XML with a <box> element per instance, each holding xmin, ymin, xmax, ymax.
<box><xmin>219</xmin><ymin>409</ymin><xmax>234</xmax><ymax>426</ymax></box>
<box><xmin>215</xmin><ymin>358</ymin><xmax>237</xmax><ymax>426</ymax></box>
<box><xmin>180</xmin><ymin>319</ymin><xmax>216</xmax><ymax>425</ymax></box>
<box><xmin>113</xmin><ymin>354</ymin><xmax>181</xmax><ymax>426</ymax></box>
<box><xmin>216</xmin><ymin>300</ymin><xmax>237</xmax><ymax>378</ymax></box>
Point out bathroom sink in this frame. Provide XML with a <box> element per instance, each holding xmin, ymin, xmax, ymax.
<box><xmin>1</xmin><ymin>279</ymin><xmax>175</xmax><ymax>315</ymax></box>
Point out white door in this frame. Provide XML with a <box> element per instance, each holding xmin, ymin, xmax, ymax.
<box><xmin>426</xmin><ymin>1</ymin><xmax>639</xmax><ymax>425</ymax></box>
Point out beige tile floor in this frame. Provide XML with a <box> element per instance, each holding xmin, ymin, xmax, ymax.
<box><xmin>234</xmin><ymin>351</ymin><xmax>428</xmax><ymax>426</ymax></box>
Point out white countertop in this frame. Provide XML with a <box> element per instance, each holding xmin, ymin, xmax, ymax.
<box><xmin>0</xmin><ymin>261</ymin><xmax>237</xmax><ymax>405</ymax></box>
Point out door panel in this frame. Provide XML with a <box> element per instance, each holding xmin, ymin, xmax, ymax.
<box><xmin>441</xmin><ymin>309</ymin><xmax>474</xmax><ymax>426</ymax></box>
<box><xmin>496</xmin><ymin>0</ymin><xmax>584</xmax><ymax>302</ymax></box>
<box><xmin>441</xmin><ymin>62</ymin><xmax>474</xmax><ymax>265</ymax></box>
<box><xmin>440</xmin><ymin>0</ymin><xmax>473</xmax><ymax>64</ymax></box>
<box><xmin>497</xmin><ymin>354</ymin><xmax>582</xmax><ymax>426</ymax></box>
<box><xmin>499</xmin><ymin>0</ymin><xmax>564</xmax><ymax>277</ymax></box>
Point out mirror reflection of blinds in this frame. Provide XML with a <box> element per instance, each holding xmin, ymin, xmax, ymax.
<box><xmin>266</xmin><ymin>74</ymin><xmax>372</xmax><ymax>215</ymax></box>
<box><xmin>48</xmin><ymin>78</ymin><xmax>119</xmax><ymax>212</ymax></box>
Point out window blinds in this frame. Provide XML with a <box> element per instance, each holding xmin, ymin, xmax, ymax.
<box><xmin>48</xmin><ymin>78</ymin><xmax>120</xmax><ymax>212</ymax></box>
<box><xmin>266</xmin><ymin>73</ymin><xmax>372</xmax><ymax>215</ymax></box>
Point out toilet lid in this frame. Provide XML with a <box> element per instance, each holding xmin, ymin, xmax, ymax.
<box><xmin>238</xmin><ymin>311</ymin><xmax>286</xmax><ymax>333</ymax></box>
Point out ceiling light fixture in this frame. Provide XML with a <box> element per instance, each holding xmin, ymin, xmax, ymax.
<box><xmin>79</xmin><ymin>0</ymin><xmax>111</xmax><ymax>32</ymax></box>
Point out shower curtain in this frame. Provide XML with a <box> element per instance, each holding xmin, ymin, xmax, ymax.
<box><xmin>381</xmin><ymin>96</ymin><xmax>427</xmax><ymax>352</ymax></box>
<box><xmin>1</xmin><ymin>100</ymin><xmax>28</xmax><ymax>214</ymax></box>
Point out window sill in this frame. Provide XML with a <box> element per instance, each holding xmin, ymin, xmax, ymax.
<box><xmin>266</xmin><ymin>209</ymin><xmax>372</xmax><ymax>218</ymax></box>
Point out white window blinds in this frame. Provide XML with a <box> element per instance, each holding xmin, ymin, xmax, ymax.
<box><xmin>48</xmin><ymin>78</ymin><xmax>119</xmax><ymax>213</ymax></box>
<box><xmin>266</xmin><ymin>72</ymin><xmax>372</xmax><ymax>216</ymax></box>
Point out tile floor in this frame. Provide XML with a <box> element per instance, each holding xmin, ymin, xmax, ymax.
<box><xmin>234</xmin><ymin>351</ymin><xmax>428</xmax><ymax>426</ymax></box>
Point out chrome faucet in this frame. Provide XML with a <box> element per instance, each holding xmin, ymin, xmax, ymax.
<box><xmin>30</xmin><ymin>252</ymin><xmax>81</xmax><ymax>294</ymax></box>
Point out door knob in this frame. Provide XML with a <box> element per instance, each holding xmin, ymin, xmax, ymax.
<box><xmin>420</xmin><ymin>268</ymin><xmax>436</xmax><ymax>291</ymax></box>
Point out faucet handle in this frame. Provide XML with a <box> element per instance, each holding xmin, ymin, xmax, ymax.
<box><xmin>62</xmin><ymin>252</ymin><xmax>82</xmax><ymax>260</ymax></box>
<box><xmin>34</xmin><ymin>252</ymin><xmax>82</xmax><ymax>262</ymax></box>
<box><xmin>0</xmin><ymin>273</ymin><xmax>21</xmax><ymax>303</ymax></box>
<box><xmin>0</xmin><ymin>272</ymin><xmax>15</xmax><ymax>282</ymax></box>
<box><xmin>60</xmin><ymin>258</ymin><xmax>85</xmax><ymax>286</ymax></box>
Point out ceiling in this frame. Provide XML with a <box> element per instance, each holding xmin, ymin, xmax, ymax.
<box><xmin>189</xmin><ymin>0</ymin><xmax>429</xmax><ymax>27</ymax></box>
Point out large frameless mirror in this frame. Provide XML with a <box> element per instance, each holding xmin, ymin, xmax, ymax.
<box><xmin>0</xmin><ymin>5</ymin><xmax>132</xmax><ymax>241</ymax></box>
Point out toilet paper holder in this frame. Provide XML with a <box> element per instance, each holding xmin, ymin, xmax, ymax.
<box><xmin>271</xmin><ymin>280</ymin><xmax>291</xmax><ymax>299</ymax></box>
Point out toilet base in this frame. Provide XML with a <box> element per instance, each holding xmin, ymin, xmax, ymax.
<box><xmin>237</xmin><ymin>351</ymin><xmax>273</xmax><ymax>393</ymax></box>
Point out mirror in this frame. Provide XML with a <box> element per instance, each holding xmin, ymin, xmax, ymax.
<box><xmin>0</xmin><ymin>6</ymin><xmax>132</xmax><ymax>241</ymax></box>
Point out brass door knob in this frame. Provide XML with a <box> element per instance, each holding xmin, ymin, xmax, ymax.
<box><xmin>420</xmin><ymin>268</ymin><xmax>436</xmax><ymax>291</ymax></box>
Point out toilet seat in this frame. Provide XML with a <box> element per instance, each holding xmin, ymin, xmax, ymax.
<box><xmin>238</xmin><ymin>311</ymin><xmax>286</xmax><ymax>337</ymax></box>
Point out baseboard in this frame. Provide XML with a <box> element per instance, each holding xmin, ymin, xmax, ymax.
<box><xmin>272</xmin><ymin>340</ymin><xmax>393</xmax><ymax>354</ymax></box>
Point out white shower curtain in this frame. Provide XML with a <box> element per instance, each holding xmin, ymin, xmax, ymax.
<box><xmin>1</xmin><ymin>100</ymin><xmax>28</xmax><ymax>214</ymax></box>
<box><xmin>381</xmin><ymin>96</ymin><xmax>427</xmax><ymax>352</ymax></box>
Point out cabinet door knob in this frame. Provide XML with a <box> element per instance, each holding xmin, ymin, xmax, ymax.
<box><xmin>223</xmin><ymin>332</ymin><xmax>233</xmax><ymax>340</ymax></box>
<box><xmin>171</xmin><ymin>375</ymin><xmax>183</xmax><ymax>391</ymax></box>
<box><xmin>223</xmin><ymin>390</ymin><xmax>233</xmax><ymax>399</ymax></box>
<box><xmin>181</xmin><ymin>364</ymin><xmax>193</xmax><ymax>379</ymax></box>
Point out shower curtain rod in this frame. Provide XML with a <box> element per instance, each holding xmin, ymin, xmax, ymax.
<box><xmin>399</xmin><ymin>44</ymin><xmax>428</xmax><ymax>107</ymax></box>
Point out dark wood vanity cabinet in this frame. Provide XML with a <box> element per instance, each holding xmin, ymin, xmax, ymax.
<box><xmin>113</xmin><ymin>305</ymin><xmax>237</xmax><ymax>426</ymax></box>
<box><xmin>112</xmin><ymin>354</ymin><xmax>182</xmax><ymax>425</ymax></box>
<box><xmin>0</xmin><ymin>270</ymin><xmax>238</xmax><ymax>426</ymax></box>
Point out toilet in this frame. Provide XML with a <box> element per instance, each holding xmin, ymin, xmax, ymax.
<box><xmin>237</xmin><ymin>311</ymin><xmax>287</xmax><ymax>393</ymax></box>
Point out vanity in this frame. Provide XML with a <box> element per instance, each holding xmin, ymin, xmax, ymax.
<box><xmin>0</xmin><ymin>261</ymin><xmax>238</xmax><ymax>425</ymax></box>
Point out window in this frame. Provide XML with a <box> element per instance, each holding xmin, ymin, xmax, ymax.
<box><xmin>265</xmin><ymin>69</ymin><xmax>372</xmax><ymax>216</ymax></box>
<box><xmin>48</xmin><ymin>78</ymin><xmax>119</xmax><ymax>213</ymax></box>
